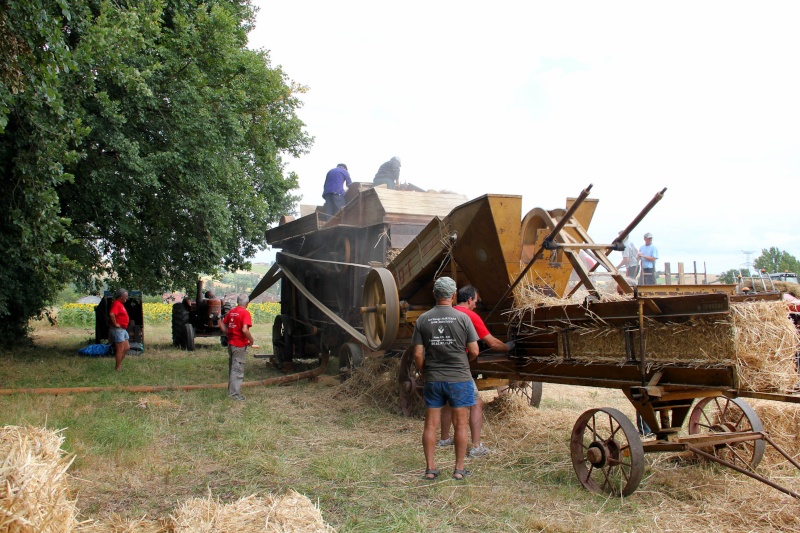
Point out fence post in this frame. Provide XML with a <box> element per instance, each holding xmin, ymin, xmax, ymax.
<box><xmin>664</xmin><ymin>263</ymin><xmax>672</xmax><ymax>285</ymax></box>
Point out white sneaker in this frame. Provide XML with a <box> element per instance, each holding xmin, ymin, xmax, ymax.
<box><xmin>436</xmin><ymin>437</ymin><xmax>454</xmax><ymax>447</ymax></box>
<box><xmin>468</xmin><ymin>443</ymin><xmax>490</xmax><ymax>458</ymax></box>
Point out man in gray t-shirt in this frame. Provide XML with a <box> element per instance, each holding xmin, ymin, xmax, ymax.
<box><xmin>412</xmin><ymin>276</ymin><xmax>479</xmax><ymax>481</ymax></box>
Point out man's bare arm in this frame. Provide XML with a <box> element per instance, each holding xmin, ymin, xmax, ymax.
<box><xmin>413</xmin><ymin>344</ymin><xmax>424</xmax><ymax>370</ymax></box>
<box><xmin>466</xmin><ymin>341</ymin><xmax>479</xmax><ymax>361</ymax></box>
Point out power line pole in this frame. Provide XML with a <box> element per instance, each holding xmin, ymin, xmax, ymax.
<box><xmin>741</xmin><ymin>250</ymin><xmax>754</xmax><ymax>272</ymax></box>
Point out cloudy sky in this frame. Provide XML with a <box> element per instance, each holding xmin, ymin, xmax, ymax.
<box><xmin>248</xmin><ymin>1</ymin><xmax>799</xmax><ymax>275</ymax></box>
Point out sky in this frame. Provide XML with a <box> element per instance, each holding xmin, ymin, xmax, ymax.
<box><xmin>247</xmin><ymin>1</ymin><xmax>800</xmax><ymax>275</ymax></box>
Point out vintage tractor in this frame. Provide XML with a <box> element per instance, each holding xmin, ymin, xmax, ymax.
<box><xmin>171</xmin><ymin>280</ymin><xmax>231</xmax><ymax>350</ymax></box>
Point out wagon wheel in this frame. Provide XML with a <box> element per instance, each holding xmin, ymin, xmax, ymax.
<box><xmin>687</xmin><ymin>397</ymin><xmax>765</xmax><ymax>470</ymax></box>
<box><xmin>271</xmin><ymin>314</ymin><xmax>293</xmax><ymax>369</ymax></box>
<box><xmin>398</xmin><ymin>347</ymin><xmax>424</xmax><ymax>417</ymax></box>
<box><xmin>338</xmin><ymin>342</ymin><xmax>365</xmax><ymax>383</ymax></box>
<box><xmin>361</xmin><ymin>268</ymin><xmax>399</xmax><ymax>351</ymax></box>
<box><xmin>505</xmin><ymin>381</ymin><xmax>543</xmax><ymax>408</ymax></box>
<box><xmin>571</xmin><ymin>407</ymin><xmax>645</xmax><ymax>497</ymax></box>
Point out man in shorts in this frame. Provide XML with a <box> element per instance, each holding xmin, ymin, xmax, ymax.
<box><xmin>412</xmin><ymin>277</ymin><xmax>479</xmax><ymax>480</ymax></box>
<box><xmin>438</xmin><ymin>285</ymin><xmax>515</xmax><ymax>457</ymax></box>
<box><xmin>108</xmin><ymin>288</ymin><xmax>130</xmax><ymax>372</ymax></box>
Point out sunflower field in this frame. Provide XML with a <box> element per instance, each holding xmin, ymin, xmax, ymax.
<box><xmin>57</xmin><ymin>302</ymin><xmax>281</xmax><ymax>327</ymax></box>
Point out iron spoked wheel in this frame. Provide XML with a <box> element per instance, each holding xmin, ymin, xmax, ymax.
<box><xmin>361</xmin><ymin>268</ymin><xmax>400</xmax><ymax>351</ymax></box>
<box><xmin>338</xmin><ymin>342</ymin><xmax>365</xmax><ymax>383</ymax></box>
<box><xmin>506</xmin><ymin>381</ymin><xmax>543</xmax><ymax>408</ymax></box>
<box><xmin>398</xmin><ymin>347</ymin><xmax>424</xmax><ymax>418</ymax></box>
<box><xmin>184</xmin><ymin>323</ymin><xmax>195</xmax><ymax>351</ymax></box>
<box><xmin>571</xmin><ymin>407</ymin><xmax>645</xmax><ymax>497</ymax></box>
<box><xmin>687</xmin><ymin>396</ymin><xmax>765</xmax><ymax>470</ymax></box>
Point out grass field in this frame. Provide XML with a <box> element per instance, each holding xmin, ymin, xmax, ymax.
<box><xmin>3</xmin><ymin>321</ymin><xmax>800</xmax><ymax>531</ymax></box>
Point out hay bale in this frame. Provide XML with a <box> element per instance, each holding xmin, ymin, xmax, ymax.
<box><xmin>513</xmin><ymin>283</ymin><xmax>800</xmax><ymax>393</ymax></box>
<box><xmin>561</xmin><ymin>301</ymin><xmax>799</xmax><ymax>392</ymax></box>
<box><xmin>170</xmin><ymin>490</ymin><xmax>335</xmax><ymax>532</ymax></box>
<box><xmin>0</xmin><ymin>425</ymin><xmax>78</xmax><ymax>533</ymax></box>
<box><xmin>751</xmin><ymin>400</ymin><xmax>800</xmax><ymax>465</ymax></box>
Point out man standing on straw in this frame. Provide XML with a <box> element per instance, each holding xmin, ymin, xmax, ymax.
<box><xmin>412</xmin><ymin>277</ymin><xmax>479</xmax><ymax>481</ymax></box>
<box><xmin>639</xmin><ymin>232</ymin><xmax>659</xmax><ymax>285</ymax></box>
<box><xmin>219</xmin><ymin>293</ymin><xmax>254</xmax><ymax>401</ymax></box>
<box><xmin>438</xmin><ymin>284</ymin><xmax>515</xmax><ymax>458</ymax></box>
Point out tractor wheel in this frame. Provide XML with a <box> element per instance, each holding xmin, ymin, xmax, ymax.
<box><xmin>172</xmin><ymin>303</ymin><xmax>189</xmax><ymax>347</ymax></box>
<box><xmin>184</xmin><ymin>323</ymin><xmax>196</xmax><ymax>351</ymax></box>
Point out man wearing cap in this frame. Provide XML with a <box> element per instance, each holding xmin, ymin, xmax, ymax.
<box><xmin>322</xmin><ymin>163</ymin><xmax>352</xmax><ymax>216</ymax></box>
<box><xmin>373</xmin><ymin>156</ymin><xmax>401</xmax><ymax>189</ymax></box>
<box><xmin>639</xmin><ymin>233</ymin><xmax>659</xmax><ymax>285</ymax></box>
<box><xmin>412</xmin><ymin>276</ymin><xmax>479</xmax><ymax>481</ymax></box>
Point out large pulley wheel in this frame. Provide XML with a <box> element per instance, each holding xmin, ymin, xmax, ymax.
<box><xmin>688</xmin><ymin>396</ymin><xmax>765</xmax><ymax>470</ymax></box>
<box><xmin>571</xmin><ymin>407</ymin><xmax>645</xmax><ymax>497</ymax></box>
<box><xmin>506</xmin><ymin>381</ymin><xmax>543</xmax><ymax>408</ymax></box>
<box><xmin>361</xmin><ymin>268</ymin><xmax>399</xmax><ymax>351</ymax></box>
<box><xmin>338</xmin><ymin>342</ymin><xmax>365</xmax><ymax>383</ymax></box>
<box><xmin>398</xmin><ymin>347</ymin><xmax>424</xmax><ymax>418</ymax></box>
<box><xmin>272</xmin><ymin>315</ymin><xmax>293</xmax><ymax>369</ymax></box>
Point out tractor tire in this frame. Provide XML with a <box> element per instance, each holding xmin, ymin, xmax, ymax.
<box><xmin>184</xmin><ymin>323</ymin><xmax>196</xmax><ymax>351</ymax></box>
<box><xmin>172</xmin><ymin>303</ymin><xmax>190</xmax><ymax>347</ymax></box>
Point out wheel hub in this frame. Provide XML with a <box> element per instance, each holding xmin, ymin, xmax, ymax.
<box><xmin>586</xmin><ymin>444</ymin><xmax>606</xmax><ymax>466</ymax></box>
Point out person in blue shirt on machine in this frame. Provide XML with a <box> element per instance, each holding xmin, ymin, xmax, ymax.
<box><xmin>322</xmin><ymin>163</ymin><xmax>351</xmax><ymax>216</ymax></box>
<box><xmin>638</xmin><ymin>232</ymin><xmax>659</xmax><ymax>285</ymax></box>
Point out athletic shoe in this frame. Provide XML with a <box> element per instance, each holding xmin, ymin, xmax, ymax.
<box><xmin>468</xmin><ymin>444</ymin><xmax>490</xmax><ymax>458</ymax></box>
<box><xmin>436</xmin><ymin>437</ymin><xmax>454</xmax><ymax>447</ymax></box>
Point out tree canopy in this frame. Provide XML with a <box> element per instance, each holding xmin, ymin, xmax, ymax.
<box><xmin>1</xmin><ymin>0</ymin><xmax>311</xmax><ymax>341</ymax></box>
<box><xmin>753</xmin><ymin>247</ymin><xmax>800</xmax><ymax>275</ymax></box>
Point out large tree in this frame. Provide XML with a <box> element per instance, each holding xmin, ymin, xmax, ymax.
<box><xmin>0</xmin><ymin>0</ymin><xmax>311</xmax><ymax>341</ymax></box>
<box><xmin>753</xmin><ymin>247</ymin><xmax>800</xmax><ymax>275</ymax></box>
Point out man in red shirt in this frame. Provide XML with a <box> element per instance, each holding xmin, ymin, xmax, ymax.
<box><xmin>439</xmin><ymin>285</ymin><xmax>514</xmax><ymax>457</ymax></box>
<box><xmin>219</xmin><ymin>293</ymin><xmax>255</xmax><ymax>401</ymax></box>
<box><xmin>108</xmin><ymin>289</ymin><xmax>130</xmax><ymax>371</ymax></box>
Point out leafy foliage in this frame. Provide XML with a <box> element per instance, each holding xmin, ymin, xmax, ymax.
<box><xmin>719</xmin><ymin>268</ymin><xmax>751</xmax><ymax>284</ymax></box>
<box><xmin>753</xmin><ymin>247</ymin><xmax>800</xmax><ymax>275</ymax></box>
<box><xmin>0</xmin><ymin>0</ymin><xmax>311</xmax><ymax>343</ymax></box>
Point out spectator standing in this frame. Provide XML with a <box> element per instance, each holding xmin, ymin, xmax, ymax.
<box><xmin>616</xmin><ymin>238</ymin><xmax>640</xmax><ymax>284</ymax></box>
<box><xmin>438</xmin><ymin>285</ymin><xmax>514</xmax><ymax>457</ymax></box>
<box><xmin>412</xmin><ymin>277</ymin><xmax>479</xmax><ymax>480</ymax></box>
<box><xmin>639</xmin><ymin>232</ymin><xmax>659</xmax><ymax>285</ymax></box>
<box><xmin>322</xmin><ymin>163</ymin><xmax>351</xmax><ymax>216</ymax></box>
<box><xmin>373</xmin><ymin>157</ymin><xmax>401</xmax><ymax>189</ymax></box>
<box><xmin>108</xmin><ymin>289</ymin><xmax>130</xmax><ymax>372</ymax></box>
<box><xmin>219</xmin><ymin>293</ymin><xmax>254</xmax><ymax>401</ymax></box>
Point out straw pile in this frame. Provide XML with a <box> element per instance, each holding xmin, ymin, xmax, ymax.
<box><xmin>513</xmin><ymin>285</ymin><xmax>800</xmax><ymax>392</ymax></box>
<box><xmin>170</xmin><ymin>491</ymin><xmax>335</xmax><ymax>532</ymax></box>
<box><xmin>1</xmin><ymin>425</ymin><xmax>78</xmax><ymax>533</ymax></box>
<box><xmin>334</xmin><ymin>356</ymin><xmax>402</xmax><ymax>414</ymax></box>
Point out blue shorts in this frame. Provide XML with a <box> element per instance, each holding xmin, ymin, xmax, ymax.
<box><xmin>110</xmin><ymin>327</ymin><xmax>129</xmax><ymax>343</ymax></box>
<box><xmin>423</xmin><ymin>381</ymin><xmax>476</xmax><ymax>409</ymax></box>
